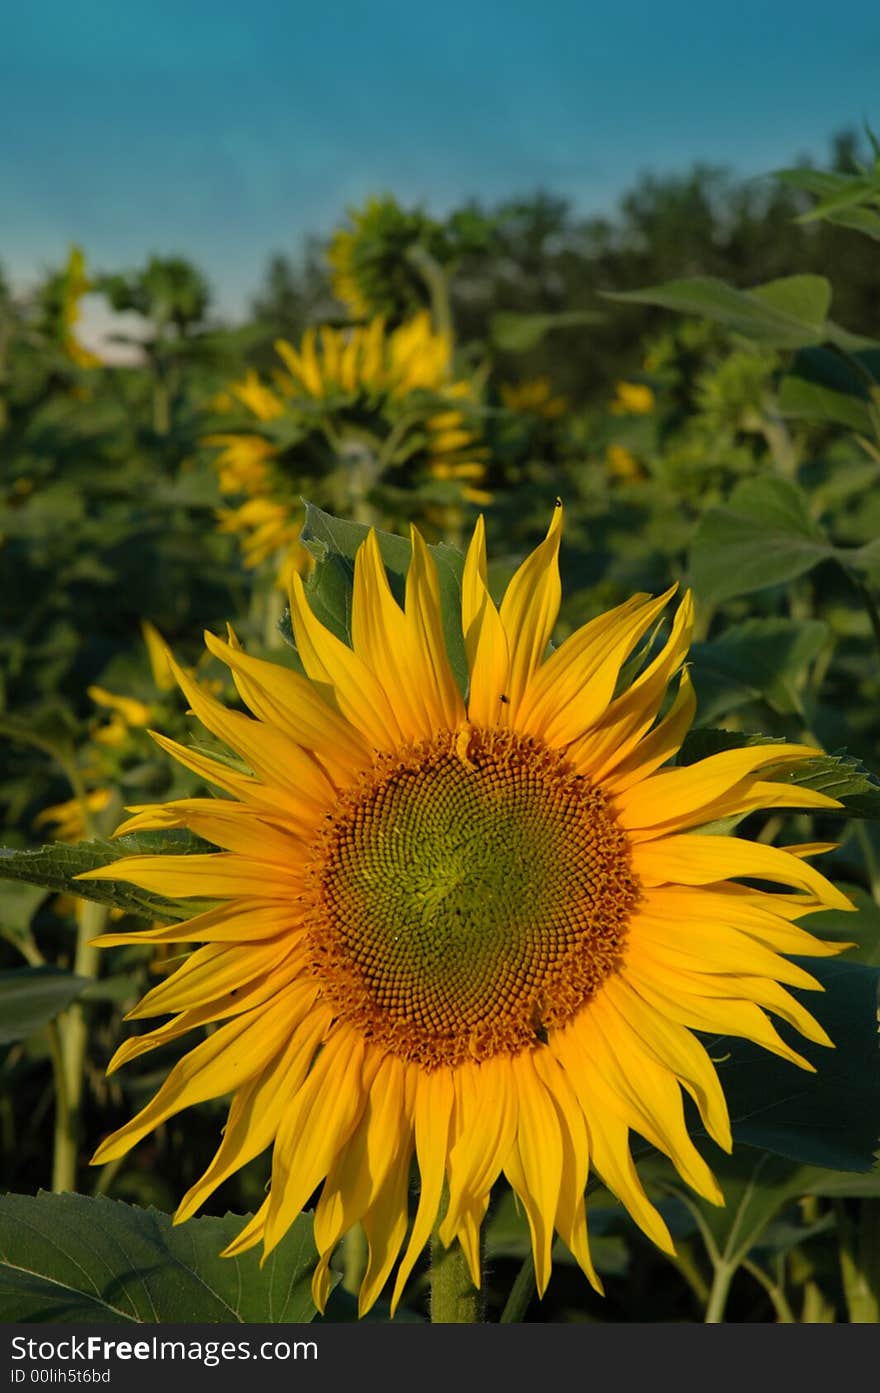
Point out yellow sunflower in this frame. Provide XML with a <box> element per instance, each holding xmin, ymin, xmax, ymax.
<box><xmin>206</xmin><ymin>314</ymin><xmax>488</xmax><ymax>576</ymax></box>
<box><xmin>611</xmin><ymin>381</ymin><xmax>656</xmax><ymax>416</ymax></box>
<box><xmin>501</xmin><ymin>377</ymin><xmax>569</xmax><ymax>420</ymax></box>
<box><xmin>82</xmin><ymin>505</ymin><xmax>850</xmax><ymax>1316</ymax></box>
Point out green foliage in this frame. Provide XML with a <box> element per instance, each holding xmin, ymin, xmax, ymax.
<box><xmin>0</xmin><ymin>836</ymin><xmax>212</xmax><ymax>921</ymax></box>
<box><xmin>690</xmin><ymin>477</ymin><xmax>833</xmax><ymax>603</ymax></box>
<box><xmin>0</xmin><ymin>1192</ymin><xmax>319</xmax><ymax>1322</ymax></box>
<box><xmin>776</xmin><ymin>134</ymin><xmax>880</xmax><ymax>239</ymax></box>
<box><xmin>605</xmin><ymin>274</ymin><xmax>860</xmax><ymax>349</ymax></box>
<box><xmin>99</xmin><ymin>257</ymin><xmax>211</xmax><ymax>337</ymax></box>
<box><xmin>713</xmin><ymin>957</ymin><xmax>880</xmax><ymax>1170</ymax></box>
<box><xmin>690</xmin><ymin>617</ymin><xmax>829</xmax><ymax>722</ymax></box>
<box><xmin>0</xmin><ymin>968</ymin><xmax>89</xmax><ymax>1045</ymax></box>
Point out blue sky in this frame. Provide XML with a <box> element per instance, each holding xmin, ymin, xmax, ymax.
<box><xmin>3</xmin><ymin>1</ymin><xmax>879</xmax><ymax>319</ymax></box>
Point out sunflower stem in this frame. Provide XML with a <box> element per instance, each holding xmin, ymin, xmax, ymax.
<box><xmin>704</xmin><ymin>1262</ymin><xmax>735</xmax><ymax>1323</ymax></box>
<box><xmin>341</xmin><ymin>1225</ymin><xmax>368</xmax><ymax>1297</ymax></box>
<box><xmin>405</xmin><ymin>244</ymin><xmax>454</xmax><ymax>344</ymax></box>
<box><xmin>262</xmin><ymin>585</ymin><xmax>285</xmax><ymax>650</ymax></box>
<box><xmin>499</xmin><ymin>1255</ymin><xmax>536</xmax><ymax>1323</ymax></box>
<box><xmin>836</xmin><ymin>1199</ymin><xmax>880</xmax><ymax>1322</ymax></box>
<box><xmin>51</xmin><ymin>897</ymin><xmax>107</xmax><ymax>1192</ymax></box>
<box><xmin>741</xmin><ymin>1258</ymin><xmax>796</xmax><ymax>1324</ymax></box>
<box><xmin>429</xmin><ymin>1222</ymin><xmax>483</xmax><ymax>1323</ymax></box>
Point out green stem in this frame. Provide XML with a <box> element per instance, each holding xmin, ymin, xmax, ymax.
<box><xmin>668</xmin><ymin>1239</ymin><xmax>711</xmax><ymax>1308</ymax></box>
<box><xmin>339</xmin><ymin>439</ymin><xmax>381</xmax><ymax>526</ymax></box>
<box><xmin>262</xmin><ymin>585</ymin><xmax>285</xmax><ymax>650</ymax></box>
<box><xmin>499</xmin><ymin>1256</ymin><xmax>536</xmax><ymax>1324</ymax></box>
<box><xmin>836</xmin><ymin>1199</ymin><xmax>880</xmax><ymax>1323</ymax></box>
<box><xmin>405</xmin><ymin>245</ymin><xmax>454</xmax><ymax>344</ymax></box>
<box><xmin>91</xmin><ymin>1154</ymin><xmax>125</xmax><ymax>1197</ymax></box>
<box><xmin>704</xmin><ymin>1263</ymin><xmax>735</xmax><ymax>1324</ymax></box>
<box><xmin>51</xmin><ymin>898</ymin><xmax>107</xmax><ymax>1192</ymax></box>
<box><xmin>341</xmin><ymin>1225</ymin><xmax>368</xmax><ymax>1297</ymax></box>
<box><xmin>151</xmin><ymin>347</ymin><xmax>170</xmax><ymax>436</ymax></box>
<box><xmin>430</xmin><ymin>1226</ymin><xmax>483</xmax><ymax>1323</ymax></box>
<box><xmin>760</xmin><ymin>412</ymin><xmax>799</xmax><ymax>480</ymax></box>
<box><xmin>742</xmin><ymin>1258</ymin><xmax>796</xmax><ymax>1323</ymax></box>
<box><xmin>377</xmin><ymin>410</ymin><xmax>424</xmax><ymax>472</ymax></box>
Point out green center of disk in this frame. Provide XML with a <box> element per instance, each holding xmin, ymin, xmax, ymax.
<box><xmin>308</xmin><ymin>727</ymin><xmax>639</xmax><ymax>1066</ymax></box>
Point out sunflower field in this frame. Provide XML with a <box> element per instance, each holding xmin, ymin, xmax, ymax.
<box><xmin>2</xmin><ymin>137</ymin><xmax>880</xmax><ymax>1327</ymax></box>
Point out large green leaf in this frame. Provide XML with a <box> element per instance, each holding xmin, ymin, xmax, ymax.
<box><xmin>0</xmin><ymin>1192</ymin><xmax>319</xmax><ymax>1323</ymax></box>
<box><xmin>689</xmin><ymin>476</ymin><xmax>833</xmax><ymax>604</ymax></box>
<box><xmin>603</xmin><ymin>274</ymin><xmax>872</xmax><ymax>350</ymax></box>
<box><xmin>778</xmin><ymin>344</ymin><xmax>880</xmax><ymax>432</ymax></box>
<box><xmin>298</xmin><ymin>501</ymin><xmax>468</xmax><ymax>694</ymax></box>
<box><xmin>689</xmin><ymin>617</ymin><xmax>828</xmax><ymax>723</ymax></box>
<box><xmin>775</xmin><ymin>750</ymin><xmax>880</xmax><ymax>819</ymax></box>
<box><xmin>677</xmin><ymin>725</ymin><xmax>880</xmax><ymax>819</ymax></box>
<box><xmin>0</xmin><ymin>967</ymin><xmax>89</xmax><ymax>1046</ymax></box>
<box><xmin>710</xmin><ymin>956</ymin><xmax>880</xmax><ymax>1171</ymax></box>
<box><xmin>0</xmin><ymin>883</ymin><xmax>47</xmax><ymax>943</ymax></box>
<box><xmin>778</xmin><ymin>375</ymin><xmax>875</xmax><ymax>433</ymax></box>
<box><xmin>0</xmin><ymin>832</ymin><xmax>213</xmax><ymax>923</ymax></box>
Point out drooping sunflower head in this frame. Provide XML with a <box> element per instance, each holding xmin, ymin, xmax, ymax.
<box><xmin>205</xmin><ymin>316</ymin><xmax>488</xmax><ymax>577</ymax></box>
<box><xmin>83</xmin><ymin>505</ymin><xmax>851</xmax><ymax>1315</ymax></box>
<box><xmin>327</xmin><ymin>196</ymin><xmax>444</xmax><ymax>321</ymax></box>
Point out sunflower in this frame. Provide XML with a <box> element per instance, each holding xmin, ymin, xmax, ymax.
<box><xmin>82</xmin><ymin>505</ymin><xmax>850</xmax><ymax>1316</ymax></box>
<box><xmin>610</xmin><ymin>380</ymin><xmax>656</xmax><ymax>416</ymax></box>
<box><xmin>500</xmin><ymin>377</ymin><xmax>569</xmax><ymax>420</ymax></box>
<box><xmin>206</xmin><ymin>314</ymin><xmax>489</xmax><ymax>578</ymax></box>
<box><xmin>36</xmin><ymin>246</ymin><xmax>101</xmax><ymax>369</ymax></box>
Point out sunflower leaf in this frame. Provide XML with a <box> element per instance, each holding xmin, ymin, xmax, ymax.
<box><xmin>601</xmin><ymin>274</ymin><xmax>875</xmax><ymax>349</ymax></box>
<box><xmin>708</xmin><ymin>956</ymin><xmax>880</xmax><ymax>1171</ymax></box>
<box><xmin>773</xmin><ymin>751</ymin><xmax>880</xmax><ymax>818</ymax></box>
<box><xmin>689</xmin><ymin>477</ymin><xmax>834</xmax><ymax>604</ymax></box>
<box><xmin>0</xmin><ymin>967</ymin><xmax>90</xmax><ymax>1045</ymax></box>
<box><xmin>0</xmin><ymin>1192</ymin><xmax>320</xmax><ymax>1322</ymax></box>
<box><xmin>675</xmin><ymin>728</ymin><xmax>785</xmax><ymax>764</ymax></box>
<box><xmin>298</xmin><ymin>501</ymin><xmax>468</xmax><ymax>693</ymax></box>
<box><xmin>0</xmin><ymin>837</ymin><xmax>209</xmax><ymax>922</ymax></box>
<box><xmin>689</xmin><ymin>617</ymin><xmax>829</xmax><ymax>723</ymax></box>
<box><xmin>677</xmin><ymin>728</ymin><xmax>880</xmax><ymax>818</ymax></box>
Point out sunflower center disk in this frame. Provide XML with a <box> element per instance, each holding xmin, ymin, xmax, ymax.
<box><xmin>306</xmin><ymin>727</ymin><xmax>639</xmax><ymax>1066</ymax></box>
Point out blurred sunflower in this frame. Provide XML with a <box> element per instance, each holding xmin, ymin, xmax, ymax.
<box><xmin>38</xmin><ymin>246</ymin><xmax>102</xmax><ymax>370</ymax></box>
<box><xmin>606</xmin><ymin>443</ymin><xmax>646</xmax><ymax>482</ymax></box>
<box><xmin>83</xmin><ymin>505</ymin><xmax>850</xmax><ymax>1316</ymax></box>
<box><xmin>36</xmin><ymin>788</ymin><xmax>113</xmax><ymax>843</ymax></box>
<box><xmin>206</xmin><ymin>312</ymin><xmax>488</xmax><ymax>581</ymax></box>
<box><xmin>327</xmin><ymin>196</ymin><xmax>447</xmax><ymax>321</ymax></box>
<box><xmin>500</xmin><ymin>377</ymin><xmax>568</xmax><ymax>419</ymax></box>
<box><xmin>610</xmin><ymin>380</ymin><xmax>655</xmax><ymax>416</ymax></box>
